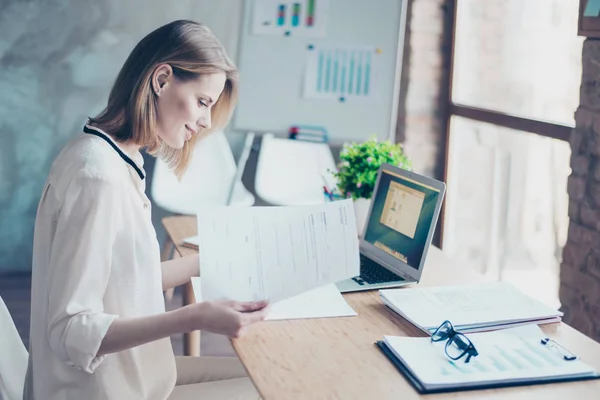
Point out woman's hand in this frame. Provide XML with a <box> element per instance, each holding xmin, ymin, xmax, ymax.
<box><xmin>183</xmin><ymin>299</ymin><xmax>270</xmax><ymax>338</ymax></box>
<box><xmin>98</xmin><ymin>299</ymin><xmax>269</xmax><ymax>356</ymax></box>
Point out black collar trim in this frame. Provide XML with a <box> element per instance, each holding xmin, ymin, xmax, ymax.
<box><xmin>83</xmin><ymin>125</ymin><xmax>145</xmax><ymax>180</ymax></box>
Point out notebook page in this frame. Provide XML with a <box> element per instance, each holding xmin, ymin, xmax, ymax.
<box><xmin>380</xmin><ymin>282</ymin><xmax>562</xmax><ymax>330</ymax></box>
<box><xmin>384</xmin><ymin>325</ymin><xmax>596</xmax><ymax>388</ymax></box>
<box><xmin>197</xmin><ymin>199</ymin><xmax>360</xmax><ymax>303</ymax></box>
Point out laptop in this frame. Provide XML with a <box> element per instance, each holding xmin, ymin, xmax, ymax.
<box><xmin>336</xmin><ymin>163</ymin><xmax>446</xmax><ymax>293</ymax></box>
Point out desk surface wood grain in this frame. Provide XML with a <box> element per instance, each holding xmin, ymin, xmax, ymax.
<box><xmin>162</xmin><ymin>215</ymin><xmax>600</xmax><ymax>400</ymax></box>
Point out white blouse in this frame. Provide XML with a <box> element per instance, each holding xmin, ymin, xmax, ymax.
<box><xmin>26</xmin><ymin>126</ymin><xmax>176</xmax><ymax>399</ymax></box>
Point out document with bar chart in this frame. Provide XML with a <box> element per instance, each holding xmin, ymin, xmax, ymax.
<box><xmin>304</xmin><ymin>44</ymin><xmax>381</xmax><ymax>102</ymax></box>
<box><xmin>252</xmin><ymin>0</ymin><xmax>329</xmax><ymax>37</ymax></box>
<box><xmin>379</xmin><ymin>325</ymin><xmax>599</xmax><ymax>394</ymax></box>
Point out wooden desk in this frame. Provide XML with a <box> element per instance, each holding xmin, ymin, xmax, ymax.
<box><xmin>162</xmin><ymin>216</ymin><xmax>600</xmax><ymax>399</ymax></box>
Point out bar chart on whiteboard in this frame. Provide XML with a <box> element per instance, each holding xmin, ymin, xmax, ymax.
<box><xmin>304</xmin><ymin>45</ymin><xmax>381</xmax><ymax>102</ymax></box>
<box><xmin>252</xmin><ymin>0</ymin><xmax>330</xmax><ymax>37</ymax></box>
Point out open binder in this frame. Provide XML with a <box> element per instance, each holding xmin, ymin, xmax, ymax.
<box><xmin>376</xmin><ymin>326</ymin><xmax>599</xmax><ymax>394</ymax></box>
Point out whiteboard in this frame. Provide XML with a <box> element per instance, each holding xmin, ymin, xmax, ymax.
<box><xmin>233</xmin><ymin>0</ymin><xmax>408</xmax><ymax>143</ymax></box>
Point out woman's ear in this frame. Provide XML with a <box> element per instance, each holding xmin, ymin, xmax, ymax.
<box><xmin>152</xmin><ymin>64</ymin><xmax>173</xmax><ymax>96</ymax></box>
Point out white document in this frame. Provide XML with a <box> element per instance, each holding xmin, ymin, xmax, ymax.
<box><xmin>191</xmin><ymin>278</ymin><xmax>356</xmax><ymax>320</ymax></box>
<box><xmin>380</xmin><ymin>282</ymin><xmax>563</xmax><ymax>333</ymax></box>
<box><xmin>197</xmin><ymin>199</ymin><xmax>359</xmax><ymax>304</ymax></box>
<box><xmin>384</xmin><ymin>325</ymin><xmax>597</xmax><ymax>389</ymax></box>
<box><xmin>252</xmin><ymin>0</ymin><xmax>329</xmax><ymax>37</ymax></box>
<box><xmin>183</xmin><ymin>235</ymin><xmax>199</xmax><ymax>247</ymax></box>
<box><xmin>191</xmin><ymin>277</ymin><xmax>203</xmax><ymax>301</ymax></box>
<box><xmin>304</xmin><ymin>44</ymin><xmax>381</xmax><ymax>102</ymax></box>
<box><xmin>266</xmin><ymin>283</ymin><xmax>356</xmax><ymax>320</ymax></box>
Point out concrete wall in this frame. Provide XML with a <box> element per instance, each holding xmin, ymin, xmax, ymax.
<box><xmin>0</xmin><ymin>0</ymin><xmax>243</xmax><ymax>272</ymax></box>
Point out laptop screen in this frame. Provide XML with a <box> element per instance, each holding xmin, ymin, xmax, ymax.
<box><xmin>363</xmin><ymin>168</ymin><xmax>441</xmax><ymax>270</ymax></box>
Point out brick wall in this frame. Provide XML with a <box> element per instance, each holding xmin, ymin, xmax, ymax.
<box><xmin>396</xmin><ymin>0</ymin><xmax>451</xmax><ymax>181</ymax></box>
<box><xmin>395</xmin><ymin>0</ymin><xmax>452</xmax><ymax>246</ymax></box>
<box><xmin>561</xmin><ymin>39</ymin><xmax>600</xmax><ymax>342</ymax></box>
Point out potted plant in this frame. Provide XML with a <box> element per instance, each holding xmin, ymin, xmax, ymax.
<box><xmin>331</xmin><ymin>137</ymin><xmax>412</xmax><ymax>235</ymax></box>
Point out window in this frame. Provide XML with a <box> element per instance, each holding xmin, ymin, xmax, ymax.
<box><xmin>452</xmin><ymin>0</ymin><xmax>582</xmax><ymax>125</ymax></box>
<box><xmin>444</xmin><ymin>117</ymin><xmax>570</xmax><ymax>306</ymax></box>
<box><xmin>443</xmin><ymin>0</ymin><xmax>582</xmax><ymax>307</ymax></box>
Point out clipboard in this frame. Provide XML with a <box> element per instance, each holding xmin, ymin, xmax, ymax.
<box><xmin>376</xmin><ymin>341</ymin><xmax>600</xmax><ymax>394</ymax></box>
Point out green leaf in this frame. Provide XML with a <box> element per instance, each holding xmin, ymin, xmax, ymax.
<box><xmin>333</xmin><ymin>137</ymin><xmax>412</xmax><ymax>200</ymax></box>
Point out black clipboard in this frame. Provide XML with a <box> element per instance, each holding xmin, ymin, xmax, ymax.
<box><xmin>375</xmin><ymin>341</ymin><xmax>600</xmax><ymax>394</ymax></box>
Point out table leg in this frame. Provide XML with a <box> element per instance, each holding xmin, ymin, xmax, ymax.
<box><xmin>162</xmin><ymin>237</ymin><xmax>176</xmax><ymax>302</ymax></box>
<box><xmin>183</xmin><ymin>280</ymin><xmax>200</xmax><ymax>356</ymax></box>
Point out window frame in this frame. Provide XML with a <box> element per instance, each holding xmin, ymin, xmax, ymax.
<box><xmin>439</xmin><ymin>0</ymin><xmax>575</xmax><ymax>247</ymax></box>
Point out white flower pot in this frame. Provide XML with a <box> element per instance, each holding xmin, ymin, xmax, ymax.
<box><xmin>353</xmin><ymin>198</ymin><xmax>372</xmax><ymax>237</ymax></box>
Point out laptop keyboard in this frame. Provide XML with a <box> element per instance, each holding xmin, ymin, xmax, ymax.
<box><xmin>353</xmin><ymin>254</ymin><xmax>405</xmax><ymax>285</ymax></box>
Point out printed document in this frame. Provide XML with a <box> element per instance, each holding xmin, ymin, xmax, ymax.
<box><xmin>197</xmin><ymin>199</ymin><xmax>360</xmax><ymax>303</ymax></box>
<box><xmin>380</xmin><ymin>282</ymin><xmax>563</xmax><ymax>333</ymax></box>
<box><xmin>383</xmin><ymin>325</ymin><xmax>597</xmax><ymax>389</ymax></box>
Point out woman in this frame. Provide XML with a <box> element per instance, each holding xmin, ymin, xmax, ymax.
<box><xmin>26</xmin><ymin>20</ymin><xmax>268</xmax><ymax>400</ymax></box>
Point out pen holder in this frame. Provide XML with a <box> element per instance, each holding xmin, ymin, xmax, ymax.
<box><xmin>323</xmin><ymin>192</ymin><xmax>344</xmax><ymax>202</ymax></box>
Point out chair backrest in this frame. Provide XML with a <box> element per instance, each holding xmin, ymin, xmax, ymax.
<box><xmin>0</xmin><ymin>295</ymin><xmax>28</xmax><ymax>400</ymax></box>
<box><xmin>226</xmin><ymin>132</ymin><xmax>255</xmax><ymax>206</ymax></box>
<box><xmin>255</xmin><ymin>134</ymin><xmax>337</xmax><ymax>206</ymax></box>
<box><xmin>151</xmin><ymin>131</ymin><xmax>254</xmax><ymax>215</ymax></box>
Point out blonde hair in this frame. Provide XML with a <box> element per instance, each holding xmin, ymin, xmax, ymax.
<box><xmin>89</xmin><ymin>20</ymin><xmax>238</xmax><ymax>177</ymax></box>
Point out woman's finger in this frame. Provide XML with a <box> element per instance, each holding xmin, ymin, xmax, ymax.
<box><xmin>240</xmin><ymin>307</ymin><xmax>270</xmax><ymax>325</ymax></box>
<box><xmin>233</xmin><ymin>299</ymin><xmax>270</xmax><ymax>313</ymax></box>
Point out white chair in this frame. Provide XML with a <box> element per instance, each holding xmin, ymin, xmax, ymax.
<box><xmin>0</xmin><ymin>295</ymin><xmax>28</xmax><ymax>400</ymax></box>
<box><xmin>151</xmin><ymin>131</ymin><xmax>255</xmax><ymax>214</ymax></box>
<box><xmin>255</xmin><ymin>134</ymin><xmax>337</xmax><ymax>206</ymax></box>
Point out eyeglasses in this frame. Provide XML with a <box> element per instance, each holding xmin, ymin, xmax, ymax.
<box><xmin>431</xmin><ymin>320</ymin><xmax>479</xmax><ymax>363</ymax></box>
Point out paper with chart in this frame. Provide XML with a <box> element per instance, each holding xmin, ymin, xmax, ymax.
<box><xmin>384</xmin><ymin>325</ymin><xmax>597</xmax><ymax>388</ymax></box>
<box><xmin>192</xmin><ymin>278</ymin><xmax>357</xmax><ymax>320</ymax></box>
<box><xmin>304</xmin><ymin>44</ymin><xmax>381</xmax><ymax>102</ymax></box>
<box><xmin>252</xmin><ymin>0</ymin><xmax>329</xmax><ymax>37</ymax></box>
<box><xmin>197</xmin><ymin>199</ymin><xmax>359</xmax><ymax>304</ymax></box>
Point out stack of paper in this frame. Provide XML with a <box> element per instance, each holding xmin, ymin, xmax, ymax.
<box><xmin>380</xmin><ymin>282</ymin><xmax>562</xmax><ymax>335</ymax></box>
<box><xmin>377</xmin><ymin>325</ymin><xmax>599</xmax><ymax>394</ymax></box>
